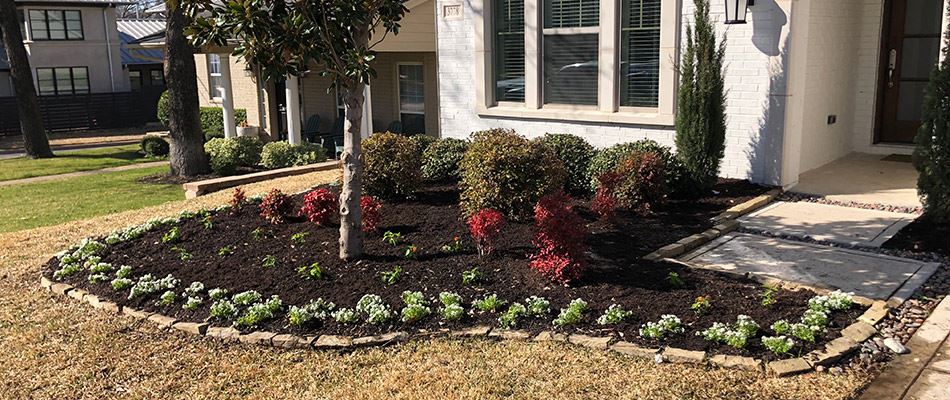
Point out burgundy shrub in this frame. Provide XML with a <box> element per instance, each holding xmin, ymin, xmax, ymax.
<box><xmin>591</xmin><ymin>171</ymin><xmax>622</xmax><ymax>220</ymax></box>
<box><xmin>229</xmin><ymin>187</ymin><xmax>247</xmax><ymax>212</ymax></box>
<box><xmin>530</xmin><ymin>191</ymin><xmax>588</xmax><ymax>283</ymax></box>
<box><xmin>300</xmin><ymin>188</ymin><xmax>338</xmax><ymax>226</ymax></box>
<box><xmin>361</xmin><ymin>195</ymin><xmax>382</xmax><ymax>234</ymax></box>
<box><xmin>259</xmin><ymin>189</ymin><xmax>294</xmax><ymax>224</ymax></box>
<box><xmin>467</xmin><ymin>208</ymin><xmax>506</xmax><ymax>256</ymax></box>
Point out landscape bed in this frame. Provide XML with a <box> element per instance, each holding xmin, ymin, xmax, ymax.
<box><xmin>43</xmin><ymin>180</ymin><xmax>867</xmax><ymax>361</ymax></box>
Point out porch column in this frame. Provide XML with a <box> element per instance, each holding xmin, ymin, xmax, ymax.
<box><xmin>285</xmin><ymin>74</ymin><xmax>302</xmax><ymax>145</ymax></box>
<box><xmin>219</xmin><ymin>54</ymin><xmax>237</xmax><ymax>139</ymax></box>
<box><xmin>361</xmin><ymin>84</ymin><xmax>373</xmax><ymax>139</ymax></box>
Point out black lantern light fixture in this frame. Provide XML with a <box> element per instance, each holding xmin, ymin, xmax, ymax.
<box><xmin>724</xmin><ymin>0</ymin><xmax>754</xmax><ymax>24</ymax></box>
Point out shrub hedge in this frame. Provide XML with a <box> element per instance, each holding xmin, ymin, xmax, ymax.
<box><xmin>203</xmin><ymin>137</ymin><xmax>264</xmax><ymax>175</ymax></box>
<box><xmin>587</xmin><ymin>139</ymin><xmax>687</xmax><ymax>196</ymax></box>
<box><xmin>611</xmin><ymin>150</ymin><xmax>669</xmax><ymax>210</ymax></box>
<box><xmin>422</xmin><ymin>138</ymin><xmax>469</xmax><ymax>181</ymax></box>
<box><xmin>260</xmin><ymin>142</ymin><xmax>327</xmax><ymax>170</ymax></box>
<box><xmin>140</xmin><ymin>135</ymin><xmax>170</xmax><ymax>158</ymax></box>
<box><xmin>537</xmin><ymin>133</ymin><xmax>595</xmax><ymax>195</ymax></box>
<box><xmin>362</xmin><ymin>132</ymin><xmax>423</xmax><ymax>199</ymax></box>
<box><xmin>459</xmin><ymin>128</ymin><xmax>565</xmax><ymax>220</ymax></box>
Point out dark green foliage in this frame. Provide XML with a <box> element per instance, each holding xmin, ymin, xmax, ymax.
<box><xmin>140</xmin><ymin>135</ymin><xmax>170</xmax><ymax>158</ymax></box>
<box><xmin>156</xmin><ymin>91</ymin><xmax>247</xmax><ymax>141</ymax></box>
<box><xmin>915</xmin><ymin>7</ymin><xmax>950</xmax><ymax>221</ymax></box>
<box><xmin>203</xmin><ymin>137</ymin><xmax>264</xmax><ymax>175</ymax></box>
<box><xmin>363</xmin><ymin>132</ymin><xmax>423</xmax><ymax>199</ymax></box>
<box><xmin>675</xmin><ymin>0</ymin><xmax>728</xmax><ymax>193</ymax></box>
<box><xmin>408</xmin><ymin>134</ymin><xmax>437</xmax><ymax>158</ymax></box>
<box><xmin>459</xmin><ymin>128</ymin><xmax>566</xmax><ymax>220</ymax></box>
<box><xmin>587</xmin><ymin>140</ymin><xmax>687</xmax><ymax>194</ymax></box>
<box><xmin>537</xmin><ymin>133</ymin><xmax>595</xmax><ymax>195</ymax></box>
<box><xmin>422</xmin><ymin>138</ymin><xmax>469</xmax><ymax>181</ymax></box>
<box><xmin>260</xmin><ymin>142</ymin><xmax>327</xmax><ymax>170</ymax></box>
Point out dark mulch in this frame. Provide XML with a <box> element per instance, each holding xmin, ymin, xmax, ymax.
<box><xmin>883</xmin><ymin>214</ymin><xmax>950</xmax><ymax>255</ymax></box>
<box><xmin>46</xmin><ymin>180</ymin><xmax>864</xmax><ymax>360</ymax></box>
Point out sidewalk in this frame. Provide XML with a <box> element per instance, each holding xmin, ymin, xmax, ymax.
<box><xmin>0</xmin><ymin>161</ymin><xmax>168</xmax><ymax>187</ymax></box>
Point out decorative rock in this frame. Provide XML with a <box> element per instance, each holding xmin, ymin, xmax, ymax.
<box><xmin>610</xmin><ymin>341</ymin><xmax>659</xmax><ymax>359</ymax></box>
<box><xmin>859</xmin><ymin>302</ymin><xmax>889</xmax><ymax>326</ymax></box>
<box><xmin>767</xmin><ymin>358</ymin><xmax>812</xmax><ymax>377</ymax></box>
<box><xmin>271</xmin><ymin>334</ymin><xmax>305</xmax><ymax>349</ymax></box>
<box><xmin>146</xmin><ymin>314</ymin><xmax>177</xmax><ymax>329</ymax></box>
<box><xmin>122</xmin><ymin>307</ymin><xmax>153</xmax><ymax>320</ymax></box>
<box><xmin>66</xmin><ymin>288</ymin><xmax>87</xmax><ymax>301</ymax></box>
<box><xmin>709</xmin><ymin>354</ymin><xmax>762</xmax><ymax>371</ymax></box>
<box><xmin>313</xmin><ymin>335</ymin><xmax>353</xmax><ymax>349</ymax></box>
<box><xmin>661</xmin><ymin>347</ymin><xmax>707</xmax><ymax>364</ymax></box>
<box><xmin>172</xmin><ymin>321</ymin><xmax>209</xmax><ymax>335</ymax></box>
<box><xmin>677</xmin><ymin>234</ymin><xmax>707</xmax><ymax>251</ymax></box>
<box><xmin>841</xmin><ymin>322</ymin><xmax>877</xmax><ymax>343</ymax></box>
<box><xmin>206</xmin><ymin>327</ymin><xmax>241</xmax><ymax>342</ymax></box>
<box><xmin>805</xmin><ymin>337</ymin><xmax>859</xmax><ymax>367</ymax></box>
<box><xmin>353</xmin><ymin>331</ymin><xmax>409</xmax><ymax>347</ymax></box>
<box><xmin>296</xmin><ymin>336</ymin><xmax>318</xmax><ymax>349</ymax></box>
<box><xmin>94</xmin><ymin>300</ymin><xmax>121</xmax><ymax>313</ymax></box>
<box><xmin>83</xmin><ymin>294</ymin><xmax>101</xmax><ymax>308</ymax></box>
<box><xmin>50</xmin><ymin>283</ymin><xmax>72</xmax><ymax>296</ymax></box>
<box><xmin>451</xmin><ymin>326</ymin><xmax>491</xmax><ymax>337</ymax></box>
<box><xmin>239</xmin><ymin>331</ymin><xmax>277</xmax><ymax>345</ymax></box>
<box><xmin>488</xmin><ymin>330</ymin><xmax>531</xmax><ymax>341</ymax></box>
<box><xmin>40</xmin><ymin>276</ymin><xmax>53</xmax><ymax>290</ymax></box>
<box><xmin>883</xmin><ymin>337</ymin><xmax>909</xmax><ymax>354</ymax></box>
<box><xmin>533</xmin><ymin>331</ymin><xmax>569</xmax><ymax>342</ymax></box>
<box><xmin>655</xmin><ymin>243</ymin><xmax>686</xmax><ymax>258</ymax></box>
<box><xmin>567</xmin><ymin>334</ymin><xmax>612</xmax><ymax>350</ymax></box>
<box><xmin>712</xmin><ymin>220</ymin><xmax>740</xmax><ymax>235</ymax></box>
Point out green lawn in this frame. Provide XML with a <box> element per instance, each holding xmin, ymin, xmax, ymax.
<box><xmin>0</xmin><ymin>166</ymin><xmax>182</xmax><ymax>233</ymax></box>
<box><xmin>0</xmin><ymin>144</ymin><xmax>159</xmax><ymax>182</ymax></box>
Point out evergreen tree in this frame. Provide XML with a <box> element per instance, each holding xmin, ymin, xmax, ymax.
<box><xmin>675</xmin><ymin>0</ymin><xmax>727</xmax><ymax>193</ymax></box>
<box><xmin>914</xmin><ymin>5</ymin><xmax>950</xmax><ymax>221</ymax></box>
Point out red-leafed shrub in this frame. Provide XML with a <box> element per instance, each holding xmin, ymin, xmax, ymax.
<box><xmin>300</xmin><ymin>188</ymin><xmax>338</xmax><ymax>226</ymax></box>
<box><xmin>259</xmin><ymin>189</ymin><xmax>294</xmax><ymax>224</ymax></box>
<box><xmin>591</xmin><ymin>171</ymin><xmax>622</xmax><ymax>220</ymax></box>
<box><xmin>360</xmin><ymin>196</ymin><xmax>382</xmax><ymax>234</ymax></box>
<box><xmin>467</xmin><ymin>208</ymin><xmax>506</xmax><ymax>256</ymax></box>
<box><xmin>612</xmin><ymin>150</ymin><xmax>668</xmax><ymax>211</ymax></box>
<box><xmin>230</xmin><ymin>187</ymin><xmax>247</xmax><ymax>212</ymax></box>
<box><xmin>530</xmin><ymin>191</ymin><xmax>588</xmax><ymax>283</ymax></box>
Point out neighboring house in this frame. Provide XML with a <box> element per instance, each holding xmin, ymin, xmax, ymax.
<box><xmin>117</xmin><ymin>18</ymin><xmax>165</xmax><ymax>120</ymax></box>
<box><xmin>434</xmin><ymin>0</ymin><xmax>949</xmax><ymax>188</ymax></box>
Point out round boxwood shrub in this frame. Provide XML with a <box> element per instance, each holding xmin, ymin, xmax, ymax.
<box><xmin>610</xmin><ymin>149</ymin><xmax>669</xmax><ymax>211</ymax></box>
<box><xmin>408</xmin><ymin>134</ymin><xmax>437</xmax><ymax>158</ymax></box>
<box><xmin>204</xmin><ymin>137</ymin><xmax>264</xmax><ymax>175</ymax></box>
<box><xmin>537</xmin><ymin>133</ymin><xmax>595</xmax><ymax>195</ymax></box>
<box><xmin>260</xmin><ymin>141</ymin><xmax>327</xmax><ymax>170</ymax></box>
<box><xmin>422</xmin><ymin>138</ymin><xmax>469</xmax><ymax>182</ymax></box>
<box><xmin>587</xmin><ymin>139</ymin><xmax>687</xmax><ymax>196</ymax></box>
<box><xmin>459</xmin><ymin>128</ymin><xmax>566</xmax><ymax>220</ymax></box>
<box><xmin>140</xmin><ymin>135</ymin><xmax>170</xmax><ymax>158</ymax></box>
<box><xmin>157</xmin><ymin>91</ymin><xmax>170</xmax><ymax>127</ymax></box>
<box><xmin>362</xmin><ymin>132</ymin><xmax>422</xmax><ymax>199</ymax></box>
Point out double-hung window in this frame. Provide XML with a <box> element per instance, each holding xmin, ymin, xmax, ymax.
<box><xmin>207</xmin><ymin>54</ymin><xmax>223</xmax><ymax>99</ymax></box>
<box><xmin>542</xmin><ymin>0</ymin><xmax>600</xmax><ymax>106</ymax></box>
<box><xmin>620</xmin><ymin>0</ymin><xmax>662</xmax><ymax>108</ymax></box>
<box><xmin>29</xmin><ymin>10</ymin><xmax>83</xmax><ymax>41</ymax></box>
<box><xmin>494</xmin><ymin>0</ymin><xmax>525</xmax><ymax>102</ymax></box>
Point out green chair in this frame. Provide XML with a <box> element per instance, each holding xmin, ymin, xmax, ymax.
<box><xmin>302</xmin><ymin>114</ymin><xmax>321</xmax><ymax>143</ymax></box>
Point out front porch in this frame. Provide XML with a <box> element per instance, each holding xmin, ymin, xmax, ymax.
<box><xmin>790</xmin><ymin>153</ymin><xmax>921</xmax><ymax>209</ymax></box>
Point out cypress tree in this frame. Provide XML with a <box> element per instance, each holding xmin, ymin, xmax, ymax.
<box><xmin>675</xmin><ymin>0</ymin><xmax>727</xmax><ymax>194</ymax></box>
<box><xmin>914</xmin><ymin>5</ymin><xmax>950</xmax><ymax>221</ymax></box>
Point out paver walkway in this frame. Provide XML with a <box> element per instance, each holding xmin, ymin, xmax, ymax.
<box><xmin>0</xmin><ymin>160</ymin><xmax>168</xmax><ymax>187</ymax></box>
<box><xmin>740</xmin><ymin>201</ymin><xmax>916</xmax><ymax>247</ymax></box>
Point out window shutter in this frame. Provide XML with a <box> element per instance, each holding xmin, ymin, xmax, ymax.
<box><xmin>620</xmin><ymin>0</ymin><xmax>661</xmax><ymax>107</ymax></box>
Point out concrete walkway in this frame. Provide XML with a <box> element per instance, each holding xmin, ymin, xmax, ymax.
<box><xmin>792</xmin><ymin>152</ymin><xmax>922</xmax><ymax>209</ymax></box>
<box><xmin>740</xmin><ymin>201</ymin><xmax>916</xmax><ymax>247</ymax></box>
<box><xmin>0</xmin><ymin>160</ymin><xmax>168</xmax><ymax>187</ymax></box>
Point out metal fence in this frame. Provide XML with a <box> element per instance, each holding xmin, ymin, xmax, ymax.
<box><xmin>0</xmin><ymin>90</ymin><xmax>162</xmax><ymax>136</ymax></box>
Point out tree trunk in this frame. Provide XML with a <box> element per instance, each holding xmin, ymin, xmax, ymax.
<box><xmin>0</xmin><ymin>0</ymin><xmax>53</xmax><ymax>158</ymax></box>
<box><xmin>163</xmin><ymin>2</ymin><xmax>208</xmax><ymax>176</ymax></box>
<box><xmin>339</xmin><ymin>83</ymin><xmax>365</xmax><ymax>260</ymax></box>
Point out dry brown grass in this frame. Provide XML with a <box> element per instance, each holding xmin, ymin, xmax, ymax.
<box><xmin>0</xmin><ymin>170</ymin><xmax>872</xmax><ymax>399</ymax></box>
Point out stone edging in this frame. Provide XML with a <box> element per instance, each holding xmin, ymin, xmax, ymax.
<box><xmin>183</xmin><ymin>160</ymin><xmax>341</xmax><ymax>199</ymax></box>
<box><xmin>41</xmin><ymin>273</ymin><xmax>889</xmax><ymax>377</ymax></box>
<box><xmin>642</xmin><ymin>188</ymin><xmax>783</xmax><ymax>261</ymax></box>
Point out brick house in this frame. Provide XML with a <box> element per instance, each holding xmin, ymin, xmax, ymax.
<box><xmin>434</xmin><ymin>0</ymin><xmax>948</xmax><ymax>188</ymax></box>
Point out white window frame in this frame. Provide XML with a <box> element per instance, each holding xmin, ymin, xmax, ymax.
<box><xmin>207</xmin><ymin>54</ymin><xmax>223</xmax><ymax>100</ymax></box>
<box><xmin>474</xmin><ymin>0</ymin><xmax>680</xmax><ymax>125</ymax></box>
<box><xmin>396</xmin><ymin>62</ymin><xmax>426</xmax><ymax>116</ymax></box>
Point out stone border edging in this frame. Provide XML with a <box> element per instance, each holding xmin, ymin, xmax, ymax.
<box><xmin>41</xmin><ymin>271</ymin><xmax>887</xmax><ymax>377</ymax></box>
<box><xmin>642</xmin><ymin>188</ymin><xmax>782</xmax><ymax>261</ymax></box>
<box><xmin>183</xmin><ymin>160</ymin><xmax>341</xmax><ymax>199</ymax></box>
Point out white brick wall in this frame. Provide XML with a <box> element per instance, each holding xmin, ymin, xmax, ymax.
<box><xmin>436</xmin><ymin>0</ymin><xmax>788</xmax><ymax>184</ymax></box>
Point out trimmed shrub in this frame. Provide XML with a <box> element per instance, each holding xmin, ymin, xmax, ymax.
<box><xmin>259</xmin><ymin>189</ymin><xmax>294</xmax><ymax>224</ymax></box>
<box><xmin>361</xmin><ymin>196</ymin><xmax>382</xmax><ymax>234</ymax></box>
<box><xmin>204</xmin><ymin>137</ymin><xmax>264</xmax><ymax>176</ymax></box>
<box><xmin>459</xmin><ymin>129</ymin><xmax>566</xmax><ymax>219</ymax></box>
<box><xmin>156</xmin><ymin>91</ymin><xmax>247</xmax><ymax>140</ymax></box>
<box><xmin>611</xmin><ymin>150</ymin><xmax>669</xmax><ymax>211</ymax></box>
<box><xmin>537</xmin><ymin>133</ymin><xmax>595</xmax><ymax>195</ymax></box>
<box><xmin>140</xmin><ymin>135</ymin><xmax>170</xmax><ymax>158</ymax></box>
<box><xmin>421</xmin><ymin>138</ymin><xmax>469</xmax><ymax>181</ymax></box>
<box><xmin>591</xmin><ymin>171</ymin><xmax>622</xmax><ymax>220</ymax></box>
<box><xmin>260</xmin><ymin>142</ymin><xmax>327</xmax><ymax>170</ymax></box>
<box><xmin>362</xmin><ymin>132</ymin><xmax>422</xmax><ymax>199</ymax></box>
<box><xmin>587</xmin><ymin>139</ymin><xmax>687</xmax><ymax>196</ymax></box>
<box><xmin>300</xmin><ymin>188</ymin><xmax>338</xmax><ymax>226</ymax></box>
<box><xmin>408</xmin><ymin>134</ymin><xmax>437</xmax><ymax>158</ymax></box>
<box><xmin>530</xmin><ymin>191</ymin><xmax>588</xmax><ymax>283</ymax></box>
<box><xmin>467</xmin><ymin>208</ymin><xmax>505</xmax><ymax>256</ymax></box>
<box><xmin>915</xmin><ymin>7</ymin><xmax>950</xmax><ymax>221</ymax></box>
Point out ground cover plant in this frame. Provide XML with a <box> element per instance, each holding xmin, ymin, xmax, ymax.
<box><xmin>44</xmin><ymin>176</ymin><xmax>865</xmax><ymax>360</ymax></box>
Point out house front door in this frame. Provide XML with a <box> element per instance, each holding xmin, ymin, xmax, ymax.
<box><xmin>878</xmin><ymin>0</ymin><xmax>945</xmax><ymax>144</ymax></box>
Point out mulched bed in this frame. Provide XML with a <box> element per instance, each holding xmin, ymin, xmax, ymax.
<box><xmin>45</xmin><ymin>179</ymin><xmax>865</xmax><ymax>360</ymax></box>
<box><xmin>883</xmin><ymin>215</ymin><xmax>950</xmax><ymax>255</ymax></box>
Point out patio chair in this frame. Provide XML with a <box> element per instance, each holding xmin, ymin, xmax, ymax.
<box><xmin>318</xmin><ymin>118</ymin><xmax>345</xmax><ymax>159</ymax></box>
<box><xmin>302</xmin><ymin>114</ymin><xmax>321</xmax><ymax>143</ymax></box>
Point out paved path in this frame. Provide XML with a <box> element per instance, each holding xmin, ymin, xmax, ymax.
<box><xmin>0</xmin><ymin>160</ymin><xmax>168</xmax><ymax>187</ymax></box>
<box><xmin>0</xmin><ymin>139</ymin><xmax>143</xmax><ymax>160</ymax></box>
<box><xmin>740</xmin><ymin>201</ymin><xmax>916</xmax><ymax>247</ymax></box>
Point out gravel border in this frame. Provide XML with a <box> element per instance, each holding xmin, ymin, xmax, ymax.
<box><xmin>778</xmin><ymin>193</ymin><xmax>923</xmax><ymax>215</ymax></box>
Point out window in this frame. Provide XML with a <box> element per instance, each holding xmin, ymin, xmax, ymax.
<box><xmin>542</xmin><ymin>0</ymin><xmax>599</xmax><ymax>105</ymax></box>
<box><xmin>149</xmin><ymin>69</ymin><xmax>165</xmax><ymax>86</ymax></box>
<box><xmin>207</xmin><ymin>54</ymin><xmax>223</xmax><ymax>98</ymax></box>
<box><xmin>494</xmin><ymin>0</ymin><xmax>525</xmax><ymax>102</ymax></box>
<box><xmin>129</xmin><ymin>70</ymin><xmax>142</xmax><ymax>91</ymax></box>
<box><xmin>36</xmin><ymin>67</ymin><xmax>89</xmax><ymax>95</ymax></box>
<box><xmin>620</xmin><ymin>0</ymin><xmax>661</xmax><ymax>107</ymax></box>
<box><xmin>398</xmin><ymin>64</ymin><xmax>426</xmax><ymax>134</ymax></box>
<box><xmin>29</xmin><ymin>10</ymin><xmax>83</xmax><ymax>41</ymax></box>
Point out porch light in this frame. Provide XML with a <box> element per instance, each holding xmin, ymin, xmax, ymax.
<box><xmin>724</xmin><ymin>0</ymin><xmax>753</xmax><ymax>25</ymax></box>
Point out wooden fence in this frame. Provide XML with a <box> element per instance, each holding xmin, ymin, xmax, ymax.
<box><xmin>0</xmin><ymin>90</ymin><xmax>162</xmax><ymax>136</ymax></box>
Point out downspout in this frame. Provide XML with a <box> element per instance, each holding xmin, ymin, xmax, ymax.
<box><xmin>102</xmin><ymin>7</ymin><xmax>115</xmax><ymax>92</ymax></box>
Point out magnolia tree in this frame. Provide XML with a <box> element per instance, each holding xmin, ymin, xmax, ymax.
<box><xmin>187</xmin><ymin>0</ymin><xmax>407</xmax><ymax>260</ymax></box>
